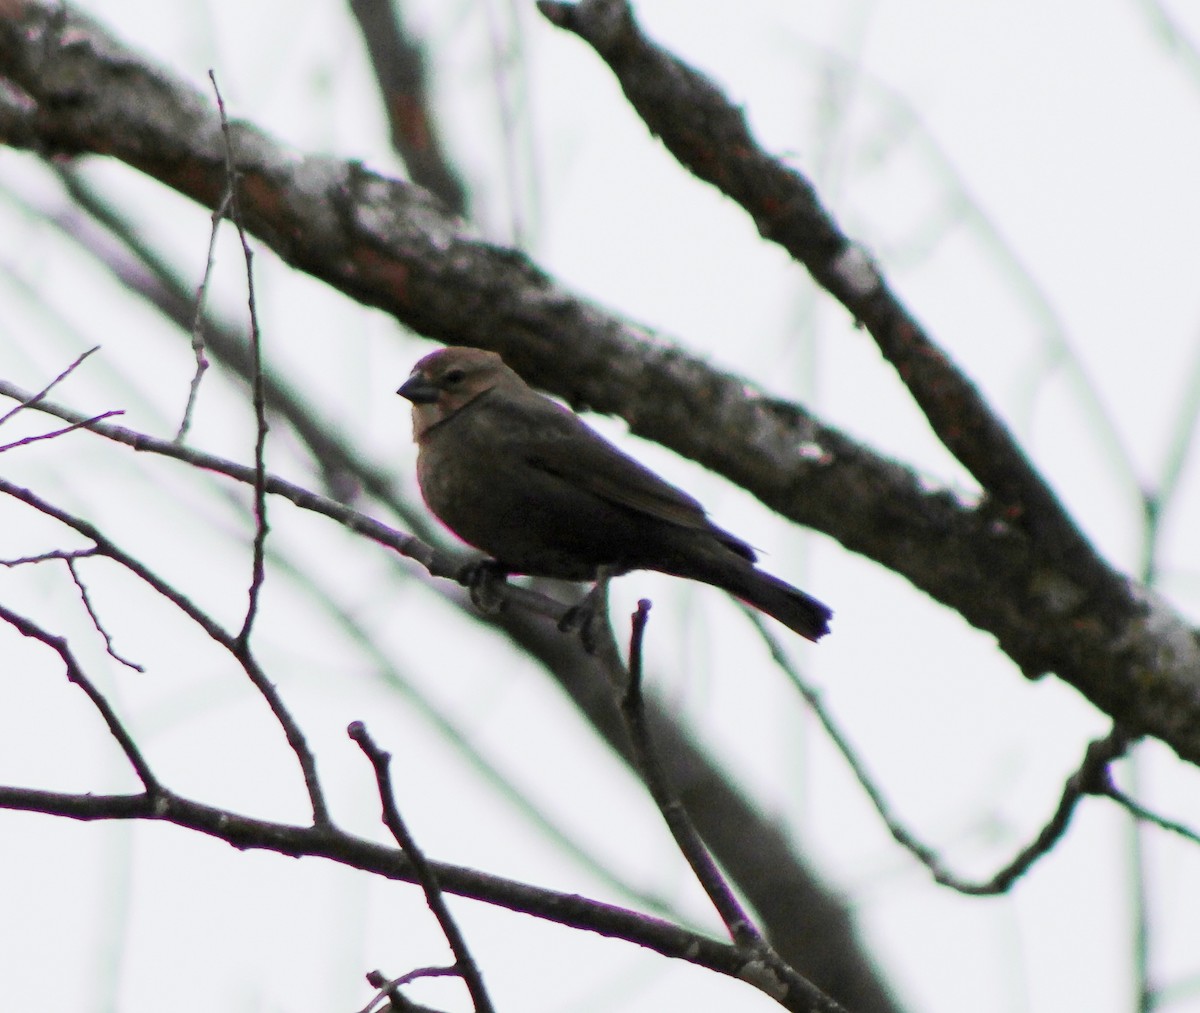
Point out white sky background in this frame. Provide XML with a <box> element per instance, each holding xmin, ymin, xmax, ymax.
<box><xmin>3</xmin><ymin>1</ymin><xmax>1200</xmax><ymax>1011</ymax></box>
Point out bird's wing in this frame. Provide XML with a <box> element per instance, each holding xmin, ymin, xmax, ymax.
<box><xmin>533</xmin><ymin>439</ymin><xmax>709</xmax><ymax>529</ymax></box>
<box><xmin>509</xmin><ymin>392</ymin><xmax>738</xmax><ymax>536</ymax></box>
<box><xmin>457</xmin><ymin>384</ymin><xmax>757</xmax><ymax>562</ymax></box>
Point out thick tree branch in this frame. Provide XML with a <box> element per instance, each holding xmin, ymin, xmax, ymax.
<box><xmin>347</xmin><ymin>0</ymin><xmax>468</xmax><ymax>214</ymax></box>
<box><xmin>2</xmin><ymin>2</ymin><xmax>1199</xmax><ymax>770</ymax></box>
<box><xmin>536</xmin><ymin>0</ymin><xmax>1119</xmax><ymax>603</ymax></box>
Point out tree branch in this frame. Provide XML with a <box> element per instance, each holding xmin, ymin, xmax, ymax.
<box><xmin>0</xmin><ymin>606</ymin><xmax>158</xmax><ymax>789</ymax></box>
<box><xmin>350</xmin><ymin>722</ymin><xmax>495</xmax><ymax>1013</ymax></box>
<box><xmin>3</xmin><ymin>2</ymin><xmax>1199</xmax><ymax>773</ymax></box>
<box><xmin>347</xmin><ymin>0</ymin><xmax>468</xmax><ymax>214</ymax></box>
<box><xmin>0</xmin><ymin>783</ymin><xmax>838</xmax><ymax>1011</ymax></box>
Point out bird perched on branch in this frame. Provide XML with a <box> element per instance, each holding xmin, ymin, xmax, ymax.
<box><xmin>397</xmin><ymin>346</ymin><xmax>832</xmax><ymax>641</ymax></box>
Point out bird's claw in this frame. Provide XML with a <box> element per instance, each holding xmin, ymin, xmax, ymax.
<box><xmin>558</xmin><ymin>600</ymin><xmax>601</xmax><ymax>653</ymax></box>
<box><xmin>559</xmin><ymin>575</ymin><xmax>613</xmax><ymax>653</ymax></box>
<box><xmin>459</xmin><ymin>559</ymin><xmax>508</xmax><ymax>614</ymax></box>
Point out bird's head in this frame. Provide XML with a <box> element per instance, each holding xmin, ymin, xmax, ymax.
<box><xmin>398</xmin><ymin>346</ymin><xmax>513</xmax><ymax>437</ymax></box>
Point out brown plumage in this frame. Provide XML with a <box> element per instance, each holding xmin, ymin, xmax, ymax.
<box><xmin>397</xmin><ymin>346</ymin><xmax>832</xmax><ymax>641</ymax></box>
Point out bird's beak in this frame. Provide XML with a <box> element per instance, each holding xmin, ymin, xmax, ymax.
<box><xmin>397</xmin><ymin>372</ymin><xmax>440</xmax><ymax>404</ymax></box>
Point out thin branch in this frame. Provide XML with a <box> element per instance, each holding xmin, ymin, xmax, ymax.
<box><xmin>363</xmin><ymin>967</ymin><xmax>457</xmax><ymax>1013</ymax></box>
<box><xmin>0</xmin><ymin>410</ymin><xmax>125</xmax><ymax>453</ymax></box>
<box><xmin>0</xmin><ymin>344</ymin><xmax>99</xmax><ymax>427</ymax></box>
<box><xmin>1105</xmin><ymin>783</ymin><xmax>1200</xmax><ymax>847</ymax></box>
<box><xmin>175</xmin><ymin>187</ymin><xmax>229</xmax><ymax>443</ymax></box>
<box><xmin>618</xmin><ymin>603</ymin><xmax>847</xmax><ymax>1012</ymax></box>
<box><xmin>976</xmin><ymin>730</ymin><xmax>1132</xmax><ymax>894</ymax></box>
<box><xmin>1</xmin><ymin>548</ymin><xmax>98</xmax><ymax>566</ymax></box>
<box><xmin>1124</xmin><ymin>754</ymin><xmax>1154</xmax><ymax>1013</ymax></box>
<box><xmin>48</xmin><ymin>164</ymin><xmax>436</xmax><ymax>540</ymax></box>
<box><xmin>0</xmin><ymin>782</ymin><xmax>834</xmax><ymax>1009</ymax></box>
<box><xmin>350</xmin><ymin>722</ymin><xmax>495</xmax><ymax>1013</ymax></box>
<box><xmin>269</xmin><ymin>544</ymin><xmax>681</xmax><ymax>923</ymax></box>
<box><xmin>621</xmin><ymin>600</ymin><xmax>763</xmax><ymax>951</ymax></box>
<box><xmin>490</xmin><ymin>595</ymin><xmax>903</xmax><ymax>1011</ymax></box>
<box><xmin>66</xmin><ymin>557</ymin><xmax>144</xmax><ymax>672</ymax></box>
<box><xmin>747</xmin><ymin>609</ymin><xmax>1136</xmax><ymax>894</ymax></box>
<box><xmin>0</xmin><ymin>605</ymin><xmax>157</xmax><ymax>789</ymax></box>
<box><xmin>209</xmin><ymin>71</ymin><xmax>270</xmax><ymax>647</ymax></box>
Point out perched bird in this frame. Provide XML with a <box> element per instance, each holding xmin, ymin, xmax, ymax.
<box><xmin>397</xmin><ymin>346</ymin><xmax>832</xmax><ymax>641</ymax></box>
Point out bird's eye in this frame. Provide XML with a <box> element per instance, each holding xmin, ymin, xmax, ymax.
<box><xmin>444</xmin><ymin>369</ymin><xmax>466</xmax><ymax>385</ymax></box>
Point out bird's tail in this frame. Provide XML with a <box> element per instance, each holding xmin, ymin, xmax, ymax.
<box><xmin>729</xmin><ymin>566</ymin><xmax>832</xmax><ymax>642</ymax></box>
<box><xmin>674</xmin><ymin>552</ymin><xmax>832</xmax><ymax>642</ymax></box>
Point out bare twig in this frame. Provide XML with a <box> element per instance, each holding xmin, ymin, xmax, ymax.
<box><xmin>0</xmin><ymin>605</ymin><xmax>157</xmax><ymax>789</ymax></box>
<box><xmin>0</xmin><ymin>410</ymin><xmax>125</xmax><ymax>453</ymax></box>
<box><xmin>0</xmin><ymin>345</ymin><xmax>99</xmax><ymax>427</ymax></box>
<box><xmin>175</xmin><ymin>187</ymin><xmax>229</xmax><ymax>443</ymax></box>
<box><xmin>66</xmin><ymin>557</ymin><xmax>144</xmax><ymax>672</ymax></box>
<box><xmin>270</xmin><ymin>544</ymin><xmax>677</xmax><ymax>920</ymax></box>
<box><xmin>350</xmin><ymin>722</ymin><xmax>495</xmax><ymax>1013</ymax></box>
<box><xmin>976</xmin><ymin>730</ymin><xmax>1132</xmax><ymax>893</ymax></box>
<box><xmin>617</xmin><ymin>602</ymin><xmax>847</xmax><ymax>1012</ymax></box>
<box><xmin>48</xmin><ymin>166</ymin><xmax>436</xmax><ymax>539</ymax></box>
<box><xmin>621</xmin><ymin>600</ymin><xmax>764</xmax><ymax>951</ymax></box>
<box><xmin>208</xmin><ymin>71</ymin><xmax>271</xmax><ymax>647</ymax></box>
<box><xmin>363</xmin><ymin>966</ymin><xmax>457</xmax><ymax>1013</ymax></box>
<box><xmin>1105</xmin><ymin>783</ymin><xmax>1200</xmax><ymax>847</ymax></box>
<box><xmin>491</xmin><ymin>598</ymin><xmax>902</xmax><ymax>1010</ymax></box>
<box><xmin>1</xmin><ymin>548</ymin><xmax>98</xmax><ymax>566</ymax></box>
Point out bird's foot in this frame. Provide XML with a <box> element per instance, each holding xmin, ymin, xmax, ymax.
<box><xmin>558</xmin><ymin>598</ymin><xmax>601</xmax><ymax>653</ymax></box>
<box><xmin>558</xmin><ymin>570</ymin><xmax>615</xmax><ymax>653</ymax></box>
<box><xmin>458</xmin><ymin>559</ymin><xmax>509</xmax><ymax>614</ymax></box>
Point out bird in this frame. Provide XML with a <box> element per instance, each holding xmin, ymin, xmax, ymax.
<box><xmin>397</xmin><ymin>346</ymin><xmax>832</xmax><ymax>641</ymax></box>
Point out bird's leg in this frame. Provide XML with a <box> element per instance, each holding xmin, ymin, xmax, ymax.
<box><xmin>458</xmin><ymin>558</ymin><xmax>510</xmax><ymax>614</ymax></box>
<box><xmin>558</xmin><ymin>566</ymin><xmax>615</xmax><ymax>653</ymax></box>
